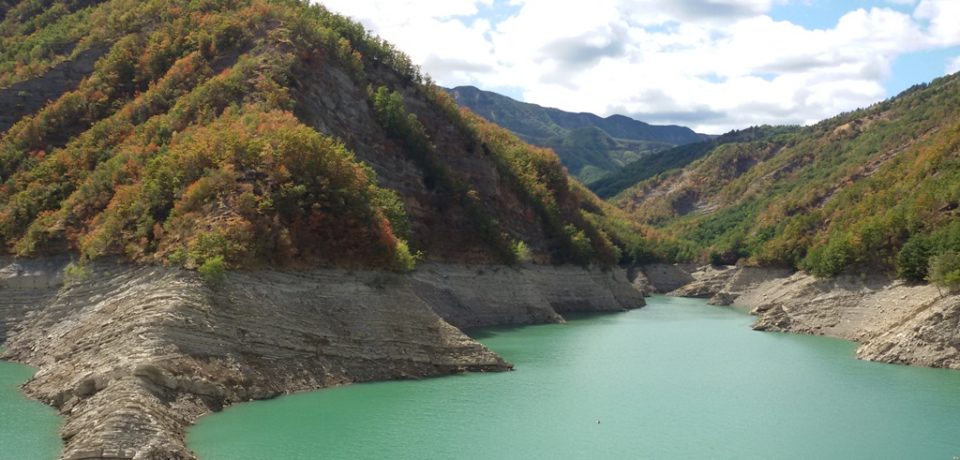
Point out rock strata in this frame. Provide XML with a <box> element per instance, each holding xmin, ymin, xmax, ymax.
<box><xmin>631</xmin><ymin>263</ymin><xmax>697</xmax><ymax>293</ymax></box>
<box><xmin>639</xmin><ymin>263</ymin><xmax>960</xmax><ymax>370</ymax></box>
<box><xmin>0</xmin><ymin>259</ymin><xmax>642</xmax><ymax>460</ymax></box>
<box><xmin>0</xmin><ymin>46</ymin><xmax>108</xmax><ymax>134</ymax></box>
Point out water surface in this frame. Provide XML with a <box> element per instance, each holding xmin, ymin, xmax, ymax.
<box><xmin>0</xmin><ymin>354</ymin><xmax>61</xmax><ymax>460</ymax></box>
<box><xmin>188</xmin><ymin>297</ymin><xmax>960</xmax><ymax>459</ymax></box>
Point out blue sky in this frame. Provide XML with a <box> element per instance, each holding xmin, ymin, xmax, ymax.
<box><xmin>320</xmin><ymin>0</ymin><xmax>960</xmax><ymax>133</ymax></box>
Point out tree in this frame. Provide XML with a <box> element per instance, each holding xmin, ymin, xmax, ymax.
<box><xmin>928</xmin><ymin>251</ymin><xmax>960</xmax><ymax>294</ymax></box>
<box><xmin>896</xmin><ymin>235</ymin><xmax>931</xmax><ymax>283</ymax></box>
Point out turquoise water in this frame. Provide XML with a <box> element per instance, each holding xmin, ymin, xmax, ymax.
<box><xmin>184</xmin><ymin>296</ymin><xmax>960</xmax><ymax>459</ymax></box>
<box><xmin>0</xmin><ymin>355</ymin><xmax>61</xmax><ymax>460</ymax></box>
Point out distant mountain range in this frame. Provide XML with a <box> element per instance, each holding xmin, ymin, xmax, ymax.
<box><xmin>446</xmin><ymin>86</ymin><xmax>711</xmax><ymax>184</ymax></box>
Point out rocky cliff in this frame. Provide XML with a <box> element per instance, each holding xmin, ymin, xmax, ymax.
<box><xmin>635</xmin><ymin>264</ymin><xmax>959</xmax><ymax>370</ymax></box>
<box><xmin>1</xmin><ymin>258</ymin><xmax>642</xmax><ymax>460</ymax></box>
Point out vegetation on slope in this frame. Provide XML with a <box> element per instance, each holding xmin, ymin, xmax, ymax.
<box><xmin>447</xmin><ymin>85</ymin><xmax>709</xmax><ymax>184</ymax></box>
<box><xmin>615</xmin><ymin>74</ymin><xmax>960</xmax><ymax>284</ymax></box>
<box><xmin>0</xmin><ymin>0</ymin><xmax>631</xmax><ymax>273</ymax></box>
<box><xmin>590</xmin><ymin>126</ymin><xmax>795</xmax><ymax>199</ymax></box>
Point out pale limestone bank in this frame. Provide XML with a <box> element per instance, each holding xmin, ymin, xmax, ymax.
<box><xmin>0</xmin><ymin>258</ymin><xmax>643</xmax><ymax>460</ymax></box>
<box><xmin>635</xmin><ymin>263</ymin><xmax>959</xmax><ymax>371</ymax></box>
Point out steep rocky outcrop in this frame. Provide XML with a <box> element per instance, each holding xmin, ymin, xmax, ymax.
<box><xmin>0</xmin><ymin>46</ymin><xmax>108</xmax><ymax>134</ymax></box>
<box><xmin>0</xmin><ymin>257</ymin><xmax>66</xmax><ymax>343</ymax></box>
<box><xmin>630</xmin><ymin>263</ymin><xmax>697</xmax><ymax>294</ymax></box>
<box><xmin>740</xmin><ymin>273</ymin><xmax>958</xmax><ymax>369</ymax></box>
<box><xmin>1</xmin><ymin>258</ymin><xmax>643</xmax><ymax>459</ymax></box>
<box><xmin>413</xmin><ymin>264</ymin><xmax>640</xmax><ymax>329</ymax></box>
<box><xmin>636</xmin><ymin>263</ymin><xmax>960</xmax><ymax>370</ymax></box>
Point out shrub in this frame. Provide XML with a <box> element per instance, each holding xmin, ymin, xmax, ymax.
<box><xmin>801</xmin><ymin>234</ymin><xmax>855</xmax><ymax>277</ymax></box>
<box><xmin>512</xmin><ymin>240</ymin><xmax>532</xmax><ymax>264</ymax></box>
<box><xmin>928</xmin><ymin>251</ymin><xmax>960</xmax><ymax>292</ymax></box>
<box><xmin>392</xmin><ymin>239</ymin><xmax>421</xmax><ymax>273</ymax></box>
<box><xmin>63</xmin><ymin>261</ymin><xmax>91</xmax><ymax>285</ymax></box>
<box><xmin>563</xmin><ymin>224</ymin><xmax>594</xmax><ymax>267</ymax></box>
<box><xmin>198</xmin><ymin>255</ymin><xmax>226</xmax><ymax>283</ymax></box>
<box><xmin>896</xmin><ymin>235</ymin><xmax>931</xmax><ymax>283</ymax></box>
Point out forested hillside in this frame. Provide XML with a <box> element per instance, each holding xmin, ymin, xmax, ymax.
<box><xmin>590</xmin><ymin>126</ymin><xmax>794</xmax><ymax>199</ymax></box>
<box><xmin>448</xmin><ymin>85</ymin><xmax>709</xmax><ymax>184</ymax></box>
<box><xmin>614</xmin><ymin>73</ymin><xmax>960</xmax><ymax>284</ymax></box>
<box><xmin>0</xmin><ymin>0</ymin><xmax>635</xmax><ymax>276</ymax></box>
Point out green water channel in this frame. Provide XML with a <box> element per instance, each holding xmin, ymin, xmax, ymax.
<box><xmin>0</xmin><ymin>353</ymin><xmax>61</xmax><ymax>460</ymax></box>
<box><xmin>187</xmin><ymin>296</ymin><xmax>960</xmax><ymax>460</ymax></box>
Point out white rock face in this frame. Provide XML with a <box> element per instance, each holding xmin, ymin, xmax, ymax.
<box><xmin>635</xmin><ymin>263</ymin><xmax>960</xmax><ymax>371</ymax></box>
<box><xmin>0</xmin><ymin>259</ymin><xmax>643</xmax><ymax>460</ymax></box>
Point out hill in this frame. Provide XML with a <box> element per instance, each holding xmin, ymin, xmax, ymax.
<box><xmin>589</xmin><ymin>126</ymin><xmax>793</xmax><ymax>198</ymax></box>
<box><xmin>614</xmin><ymin>73</ymin><xmax>960</xmax><ymax>283</ymax></box>
<box><xmin>0</xmin><ymin>0</ymin><xmax>640</xmax><ymax>274</ymax></box>
<box><xmin>447</xmin><ymin>85</ymin><xmax>710</xmax><ymax>184</ymax></box>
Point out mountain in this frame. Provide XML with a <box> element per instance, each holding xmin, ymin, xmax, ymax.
<box><xmin>0</xmin><ymin>1</ymin><xmax>639</xmax><ymax>271</ymax></box>
<box><xmin>446</xmin><ymin>85</ymin><xmax>711</xmax><ymax>184</ymax></box>
<box><xmin>616</xmin><ymin>74</ymin><xmax>960</xmax><ymax>372</ymax></box>
<box><xmin>614</xmin><ymin>73</ymin><xmax>960</xmax><ymax>284</ymax></box>
<box><xmin>0</xmin><ymin>1</ymin><xmax>644</xmax><ymax>459</ymax></box>
<box><xmin>588</xmin><ymin>126</ymin><xmax>795</xmax><ymax>199</ymax></box>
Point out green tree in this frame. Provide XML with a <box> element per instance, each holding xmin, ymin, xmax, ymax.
<box><xmin>928</xmin><ymin>251</ymin><xmax>960</xmax><ymax>293</ymax></box>
<box><xmin>801</xmin><ymin>234</ymin><xmax>855</xmax><ymax>277</ymax></box>
<box><xmin>896</xmin><ymin>235</ymin><xmax>931</xmax><ymax>283</ymax></box>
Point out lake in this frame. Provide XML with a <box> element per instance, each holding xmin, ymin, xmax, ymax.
<box><xmin>0</xmin><ymin>354</ymin><xmax>61</xmax><ymax>460</ymax></box>
<box><xmin>187</xmin><ymin>296</ymin><xmax>960</xmax><ymax>460</ymax></box>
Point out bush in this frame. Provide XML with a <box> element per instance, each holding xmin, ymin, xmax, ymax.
<box><xmin>709</xmin><ymin>251</ymin><xmax>725</xmax><ymax>266</ymax></box>
<box><xmin>198</xmin><ymin>255</ymin><xmax>226</xmax><ymax>283</ymax></box>
<box><xmin>63</xmin><ymin>261</ymin><xmax>92</xmax><ymax>285</ymax></box>
<box><xmin>896</xmin><ymin>235</ymin><xmax>931</xmax><ymax>283</ymax></box>
<box><xmin>392</xmin><ymin>239</ymin><xmax>421</xmax><ymax>272</ymax></box>
<box><xmin>928</xmin><ymin>251</ymin><xmax>960</xmax><ymax>292</ymax></box>
<box><xmin>512</xmin><ymin>240</ymin><xmax>532</xmax><ymax>264</ymax></box>
<box><xmin>801</xmin><ymin>234</ymin><xmax>855</xmax><ymax>277</ymax></box>
<box><xmin>563</xmin><ymin>224</ymin><xmax>594</xmax><ymax>267</ymax></box>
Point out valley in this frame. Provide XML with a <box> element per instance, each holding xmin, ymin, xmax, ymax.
<box><xmin>0</xmin><ymin>1</ymin><xmax>958</xmax><ymax>459</ymax></box>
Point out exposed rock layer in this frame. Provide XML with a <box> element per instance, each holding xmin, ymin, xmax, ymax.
<box><xmin>0</xmin><ymin>259</ymin><xmax>643</xmax><ymax>460</ymax></box>
<box><xmin>0</xmin><ymin>46</ymin><xmax>108</xmax><ymax>134</ymax></box>
<box><xmin>635</xmin><ymin>264</ymin><xmax>959</xmax><ymax>370</ymax></box>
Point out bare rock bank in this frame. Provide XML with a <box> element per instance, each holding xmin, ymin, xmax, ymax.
<box><xmin>634</xmin><ymin>264</ymin><xmax>959</xmax><ymax>370</ymax></box>
<box><xmin>0</xmin><ymin>259</ymin><xmax>643</xmax><ymax>460</ymax></box>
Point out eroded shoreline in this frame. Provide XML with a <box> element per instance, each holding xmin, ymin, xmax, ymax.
<box><xmin>3</xmin><ymin>258</ymin><xmax>958</xmax><ymax>460</ymax></box>
<box><xmin>0</xmin><ymin>258</ymin><xmax>642</xmax><ymax>460</ymax></box>
<box><xmin>633</xmin><ymin>263</ymin><xmax>960</xmax><ymax>370</ymax></box>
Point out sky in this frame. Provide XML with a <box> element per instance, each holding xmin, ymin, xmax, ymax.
<box><xmin>317</xmin><ymin>0</ymin><xmax>960</xmax><ymax>134</ymax></box>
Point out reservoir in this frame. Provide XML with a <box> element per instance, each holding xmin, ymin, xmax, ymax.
<box><xmin>187</xmin><ymin>296</ymin><xmax>960</xmax><ymax>459</ymax></box>
<box><xmin>0</xmin><ymin>355</ymin><xmax>61</xmax><ymax>460</ymax></box>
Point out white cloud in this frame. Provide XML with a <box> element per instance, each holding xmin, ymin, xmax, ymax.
<box><xmin>318</xmin><ymin>0</ymin><xmax>500</xmax><ymax>83</ymax></box>
<box><xmin>948</xmin><ymin>56</ymin><xmax>960</xmax><ymax>75</ymax></box>
<box><xmin>915</xmin><ymin>0</ymin><xmax>960</xmax><ymax>45</ymax></box>
<box><xmin>318</xmin><ymin>0</ymin><xmax>960</xmax><ymax>133</ymax></box>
